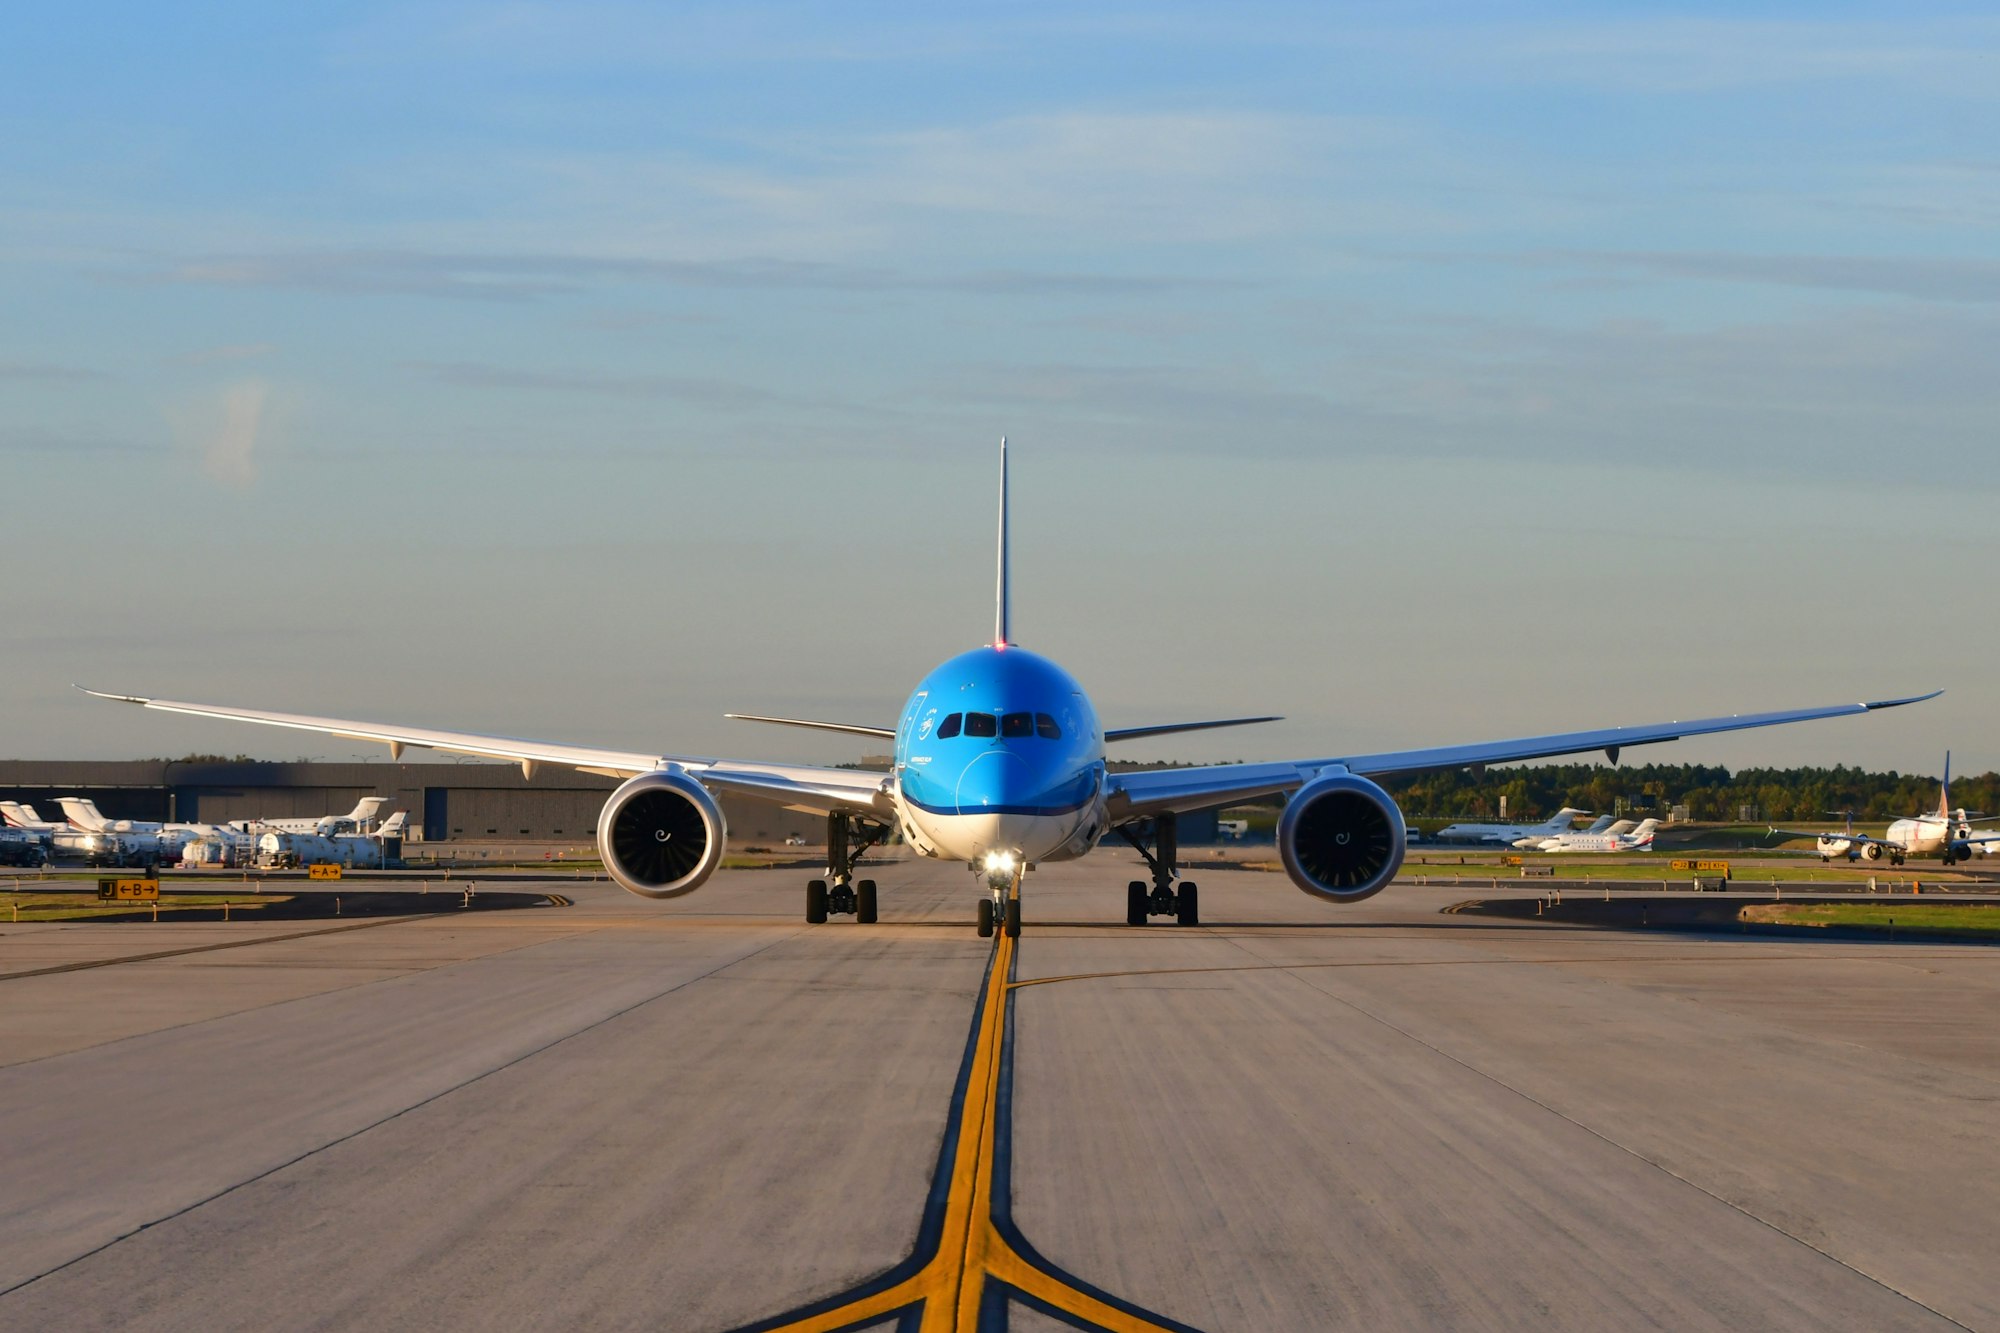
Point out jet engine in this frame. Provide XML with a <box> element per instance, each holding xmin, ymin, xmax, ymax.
<box><xmin>1277</xmin><ymin>772</ymin><xmax>1407</xmax><ymax>903</ymax></box>
<box><xmin>597</xmin><ymin>770</ymin><xmax>727</xmax><ymax>899</ymax></box>
<box><xmin>1860</xmin><ymin>843</ymin><xmax>1885</xmax><ymax>862</ymax></box>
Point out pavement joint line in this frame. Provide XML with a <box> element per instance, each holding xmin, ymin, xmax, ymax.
<box><xmin>728</xmin><ymin>932</ymin><xmax>1201</xmax><ymax>1333</ymax></box>
<box><xmin>0</xmin><ymin>914</ymin><xmax>449</xmax><ymax>983</ymax></box>
<box><xmin>0</xmin><ymin>927</ymin><xmax>809</xmax><ymax>1303</ymax></box>
<box><xmin>1209</xmin><ymin>931</ymin><xmax>1980</xmax><ymax>1333</ymax></box>
<box><xmin>1006</xmin><ymin>949</ymin><xmax>1995</xmax><ymax>991</ymax></box>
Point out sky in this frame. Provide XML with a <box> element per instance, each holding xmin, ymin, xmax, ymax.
<box><xmin>3</xmin><ymin>2</ymin><xmax>1997</xmax><ymax>777</ymax></box>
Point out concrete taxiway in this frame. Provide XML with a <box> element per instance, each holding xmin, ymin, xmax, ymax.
<box><xmin>2</xmin><ymin>858</ymin><xmax>1996</xmax><ymax>1330</ymax></box>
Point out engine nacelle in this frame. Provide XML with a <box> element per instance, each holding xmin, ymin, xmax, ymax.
<box><xmin>597</xmin><ymin>771</ymin><xmax>727</xmax><ymax>899</ymax></box>
<box><xmin>1861</xmin><ymin>842</ymin><xmax>1885</xmax><ymax>862</ymax></box>
<box><xmin>1278</xmin><ymin>772</ymin><xmax>1407</xmax><ymax>903</ymax></box>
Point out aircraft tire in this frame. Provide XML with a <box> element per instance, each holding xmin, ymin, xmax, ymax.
<box><xmin>1004</xmin><ymin>898</ymin><xmax>1021</xmax><ymax>938</ymax></box>
<box><xmin>806</xmin><ymin>879</ymin><xmax>828</xmax><ymax>924</ymax></box>
<box><xmin>1176</xmin><ymin>882</ymin><xmax>1200</xmax><ymax>926</ymax></box>
<box><xmin>1126</xmin><ymin>881</ymin><xmax>1147</xmax><ymax>926</ymax></box>
<box><xmin>977</xmin><ymin>898</ymin><xmax>994</xmax><ymax>938</ymax></box>
<box><xmin>856</xmin><ymin>879</ymin><xmax>878</xmax><ymax>923</ymax></box>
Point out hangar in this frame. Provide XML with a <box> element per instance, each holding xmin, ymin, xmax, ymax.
<box><xmin>0</xmin><ymin>759</ymin><xmax>827</xmax><ymax>845</ymax></box>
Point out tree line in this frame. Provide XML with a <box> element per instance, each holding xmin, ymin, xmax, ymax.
<box><xmin>1380</xmin><ymin>762</ymin><xmax>1997</xmax><ymax>824</ymax></box>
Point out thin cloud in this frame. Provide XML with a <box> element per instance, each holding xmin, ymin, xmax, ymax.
<box><xmin>408</xmin><ymin>360</ymin><xmax>865</xmax><ymax>415</ymax></box>
<box><xmin>1532</xmin><ymin>251</ymin><xmax>2000</xmax><ymax>305</ymax></box>
<box><xmin>173</xmin><ymin>381</ymin><xmax>274</xmax><ymax>489</ymax></box>
<box><xmin>176</xmin><ymin>342</ymin><xmax>276</xmax><ymax>366</ymax></box>
<box><xmin>144</xmin><ymin>248</ymin><xmax>1226</xmax><ymax>302</ymax></box>
<box><xmin>0</xmin><ymin>361</ymin><xmax>109</xmax><ymax>382</ymax></box>
<box><xmin>0</xmin><ymin>428</ymin><xmax>151</xmax><ymax>456</ymax></box>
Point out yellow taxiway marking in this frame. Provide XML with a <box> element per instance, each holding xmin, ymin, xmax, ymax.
<box><xmin>742</xmin><ymin>929</ymin><xmax>1194</xmax><ymax>1333</ymax></box>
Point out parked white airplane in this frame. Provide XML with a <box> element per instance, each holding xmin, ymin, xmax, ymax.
<box><xmin>231</xmin><ymin>796</ymin><xmax>392</xmax><ymax>837</ymax></box>
<box><xmin>1435</xmin><ymin>807</ymin><xmax>1591</xmax><ymax>845</ymax></box>
<box><xmin>1</xmin><ymin>801</ymin><xmax>157</xmax><ymax>865</ymax></box>
<box><xmin>59</xmin><ymin>795</ymin><xmax>387</xmax><ymax>836</ymax></box>
<box><xmin>1775</xmin><ymin>755</ymin><xmax>2000</xmax><ymax>866</ymax></box>
<box><xmin>80</xmin><ymin>444</ymin><xmax>1939</xmax><ymax>935</ymax></box>
<box><xmin>1515</xmin><ymin>816</ymin><xmax>1628</xmax><ymax>848</ymax></box>
<box><xmin>1533</xmin><ymin>818</ymin><xmax>1660</xmax><ymax>853</ymax></box>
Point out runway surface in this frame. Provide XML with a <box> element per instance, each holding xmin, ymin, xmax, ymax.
<box><xmin>3</xmin><ymin>856</ymin><xmax>1996</xmax><ymax>1330</ymax></box>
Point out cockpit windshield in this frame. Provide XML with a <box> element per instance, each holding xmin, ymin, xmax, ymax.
<box><xmin>927</xmin><ymin>710</ymin><xmax>1063</xmax><ymax>741</ymax></box>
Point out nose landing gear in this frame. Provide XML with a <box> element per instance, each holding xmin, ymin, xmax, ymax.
<box><xmin>803</xmin><ymin>812</ymin><xmax>885</xmax><ymax>924</ymax></box>
<box><xmin>1117</xmin><ymin>814</ymin><xmax>1200</xmax><ymax>926</ymax></box>
<box><xmin>977</xmin><ymin>862</ymin><xmax>1023</xmax><ymax>939</ymax></box>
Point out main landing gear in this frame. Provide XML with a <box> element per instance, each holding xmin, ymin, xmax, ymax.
<box><xmin>804</xmin><ymin>812</ymin><xmax>886</xmax><ymax>924</ymax></box>
<box><xmin>1118</xmin><ymin>814</ymin><xmax>1199</xmax><ymax>926</ymax></box>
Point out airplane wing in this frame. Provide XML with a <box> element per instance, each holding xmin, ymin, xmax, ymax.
<box><xmin>1105</xmin><ymin>691</ymin><xmax>1940</xmax><ymax>823</ymax></box>
<box><xmin>78</xmin><ymin>689</ymin><xmax>895</xmax><ymax>819</ymax></box>
<box><xmin>1767</xmin><ymin>827</ymin><xmax>1899</xmax><ymax>849</ymax></box>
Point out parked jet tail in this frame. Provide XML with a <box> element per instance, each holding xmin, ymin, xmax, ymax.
<box><xmin>54</xmin><ymin>797</ymin><xmax>110</xmax><ymax>831</ymax></box>
<box><xmin>347</xmin><ymin>797</ymin><xmax>392</xmax><ymax>823</ymax></box>
<box><xmin>377</xmin><ymin>810</ymin><xmax>409</xmax><ymax>837</ymax></box>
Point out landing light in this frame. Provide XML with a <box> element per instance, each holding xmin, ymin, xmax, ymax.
<box><xmin>983</xmin><ymin>851</ymin><xmax>1017</xmax><ymax>874</ymax></box>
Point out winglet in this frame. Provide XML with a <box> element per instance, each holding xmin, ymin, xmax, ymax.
<box><xmin>76</xmin><ymin>685</ymin><xmax>150</xmax><ymax>704</ymax></box>
<box><xmin>1862</xmin><ymin>690</ymin><xmax>1943</xmax><ymax>710</ymax></box>
<box><xmin>994</xmin><ymin>437</ymin><xmax>1011</xmax><ymax>648</ymax></box>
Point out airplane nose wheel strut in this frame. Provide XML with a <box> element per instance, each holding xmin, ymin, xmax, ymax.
<box><xmin>804</xmin><ymin>812</ymin><xmax>885</xmax><ymax>924</ymax></box>
<box><xmin>977</xmin><ymin>866</ymin><xmax>1022</xmax><ymax>939</ymax></box>
<box><xmin>1117</xmin><ymin>814</ymin><xmax>1199</xmax><ymax>926</ymax></box>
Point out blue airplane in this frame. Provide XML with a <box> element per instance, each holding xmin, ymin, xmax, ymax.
<box><xmin>85</xmin><ymin>443</ymin><xmax>1937</xmax><ymax>938</ymax></box>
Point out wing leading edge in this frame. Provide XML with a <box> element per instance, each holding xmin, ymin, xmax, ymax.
<box><xmin>1106</xmin><ymin>691</ymin><xmax>1942</xmax><ymax>823</ymax></box>
<box><xmin>77</xmin><ymin>688</ymin><xmax>894</xmax><ymax>819</ymax></box>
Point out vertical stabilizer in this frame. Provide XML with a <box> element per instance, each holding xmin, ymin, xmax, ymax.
<box><xmin>56</xmin><ymin>797</ymin><xmax>108</xmax><ymax>831</ymax></box>
<box><xmin>1939</xmin><ymin>751</ymin><xmax>1952</xmax><ymax>820</ymax></box>
<box><xmin>994</xmin><ymin>437</ymin><xmax>1011</xmax><ymax>647</ymax></box>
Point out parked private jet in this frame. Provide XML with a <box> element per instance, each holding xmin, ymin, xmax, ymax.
<box><xmin>1774</xmin><ymin>756</ymin><xmax>1999</xmax><ymax>866</ymax></box>
<box><xmin>1434</xmin><ymin>807</ymin><xmax>1591</xmax><ymax>846</ymax></box>
<box><xmin>84</xmin><ymin>444</ymin><xmax>1938</xmax><ymax>936</ymax></box>
<box><xmin>1531</xmin><ymin>818</ymin><xmax>1660</xmax><ymax>853</ymax></box>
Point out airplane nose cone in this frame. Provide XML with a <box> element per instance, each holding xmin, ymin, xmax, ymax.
<box><xmin>955</xmin><ymin>750</ymin><xmax>1034</xmax><ymax>815</ymax></box>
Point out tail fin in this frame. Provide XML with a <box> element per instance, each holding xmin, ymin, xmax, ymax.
<box><xmin>1545</xmin><ymin>806</ymin><xmax>1589</xmax><ymax>830</ymax></box>
<box><xmin>1631</xmin><ymin>818</ymin><xmax>1661</xmax><ymax>836</ymax></box>
<box><xmin>347</xmin><ymin>796</ymin><xmax>391</xmax><ymax>823</ymax></box>
<box><xmin>377</xmin><ymin>810</ymin><xmax>408</xmax><ymax>837</ymax></box>
<box><xmin>1939</xmin><ymin>752</ymin><xmax>1952</xmax><ymax>821</ymax></box>
<box><xmin>55</xmin><ymin>797</ymin><xmax>108</xmax><ymax>831</ymax></box>
<box><xmin>994</xmin><ymin>437</ymin><xmax>1011</xmax><ymax>647</ymax></box>
<box><xmin>1581</xmin><ymin>815</ymin><xmax>1614</xmax><ymax>834</ymax></box>
<box><xmin>0</xmin><ymin>802</ymin><xmax>28</xmax><ymax>827</ymax></box>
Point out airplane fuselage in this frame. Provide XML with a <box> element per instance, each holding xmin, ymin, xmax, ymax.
<box><xmin>892</xmin><ymin>646</ymin><xmax>1109</xmax><ymax>868</ymax></box>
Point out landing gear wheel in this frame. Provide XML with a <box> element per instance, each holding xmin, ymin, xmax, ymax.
<box><xmin>977</xmin><ymin>898</ymin><xmax>995</xmax><ymax>938</ymax></box>
<box><xmin>806</xmin><ymin>879</ymin><xmax>828</xmax><ymax>924</ymax></box>
<box><xmin>1126</xmin><ymin>881</ymin><xmax>1147</xmax><ymax>926</ymax></box>
<box><xmin>1176</xmin><ymin>881</ymin><xmax>1200</xmax><ymax>926</ymax></box>
<box><xmin>1004</xmin><ymin>898</ymin><xmax>1021</xmax><ymax>938</ymax></box>
<box><xmin>856</xmin><ymin>879</ymin><xmax>878</xmax><ymax>924</ymax></box>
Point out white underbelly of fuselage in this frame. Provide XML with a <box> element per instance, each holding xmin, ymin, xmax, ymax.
<box><xmin>892</xmin><ymin>786</ymin><xmax>1106</xmax><ymax>866</ymax></box>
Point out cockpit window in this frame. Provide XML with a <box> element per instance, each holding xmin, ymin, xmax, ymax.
<box><xmin>1035</xmin><ymin>713</ymin><xmax>1062</xmax><ymax>739</ymax></box>
<box><xmin>1001</xmin><ymin>711</ymin><xmax>1033</xmax><ymax>738</ymax></box>
<box><xmin>963</xmin><ymin>712</ymin><xmax>997</xmax><ymax>738</ymax></box>
<box><xmin>936</xmin><ymin>713</ymin><xmax>962</xmax><ymax>739</ymax></box>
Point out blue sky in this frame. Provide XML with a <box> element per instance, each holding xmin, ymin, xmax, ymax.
<box><xmin>4</xmin><ymin>2</ymin><xmax>1997</xmax><ymax>774</ymax></box>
